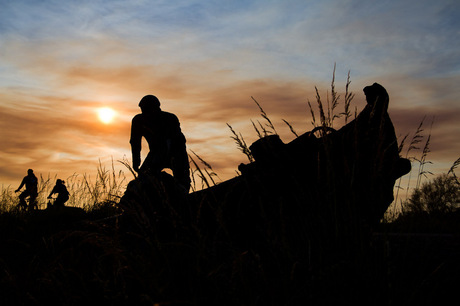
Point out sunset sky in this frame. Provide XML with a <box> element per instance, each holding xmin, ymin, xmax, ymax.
<box><xmin>1</xmin><ymin>0</ymin><xmax>459</xmax><ymax>194</ymax></box>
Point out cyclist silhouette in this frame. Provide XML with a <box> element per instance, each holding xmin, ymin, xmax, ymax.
<box><xmin>130</xmin><ymin>95</ymin><xmax>190</xmax><ymax>192</ymax></box>
<box><xmin>47</xmin><ymin>179</ymin><xmax>70</xmax><ymax>208</ymax></box>
<box><xmin>15</xmin><ymin>169</ymin><xmax>38</xmax><ymax>210</ymax></box>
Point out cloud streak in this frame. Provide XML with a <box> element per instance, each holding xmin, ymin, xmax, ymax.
<box><xmin>1</xmin><ymin>0</ymin><xmax>459</xmax><ymax>190</ymax></box>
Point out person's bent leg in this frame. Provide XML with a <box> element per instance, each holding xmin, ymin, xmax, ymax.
<box><xmin>172</xmin><ymin>152</ymin><xmax>191</xmax><ymax>192</ymax></box>
<box><xmin>19</xmin><ymin>192</ymin><xmax>28</xmax><ymax>210</ymax></box>
<box><xmin>29</xmin><ymin>193</ymin><xmax>38</xmax><ymax>211</ymax></box>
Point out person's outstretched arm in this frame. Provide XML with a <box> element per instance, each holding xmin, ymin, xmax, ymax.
<box><xmin>15</xmin><ymin>178</ymin><xmax>25</xmax><ymax>192</ymax></box>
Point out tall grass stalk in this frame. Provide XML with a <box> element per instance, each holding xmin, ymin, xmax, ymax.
<box><xmin>399</xmin><ymin>117</ymin><xmax>426</xmax><ymax>203</ymax></box>
<box><xmin>227</xmin><ymin>123</ymin><xmax>254</xmax><ymax>162</ymax></box>
<box><xmin>308</xmin><ymin>101</ymin><xmax>317</xmax><ymax>127</ymax></box>
<box><xmin>306</xmin><ymin>67</ymin><xmax>354</xmax><ymax>132</ymax></box>
<box><xmin>227</xmin><ymin>95</ymin><xmax>286</xmax><ymax>160</ymax></box>
<box><xmin>251</xmin><ymin>96</ymin><xmax>278</xmax><ymax>136</ymax></box>
<box><xmin>328</xmin><ymin>63</ymin><xmax>340</xmax><ymax>127</ymax></box>
<box><xmin>0</xmin><ymin>185</ymin><xmax>15</xmax><ymax>212</ymax></box>
<box><xmin>230</xmin><ymin>70</ymin><xmax>356</xmax><ymax>162</ymax></box>
<box><xmin>189</xmin><ymin>150</ymin><xmax>219</xmax><ymax>191</ymax></box>
<box><xmin>448</xmin><ymin>157</ymin><xmax>460</xmax><ymax>185</ymax></box>
<box><xmin>314</xmin><ymin>86</ymin><xmax>327</xmax><ymax>128</ymax></box>
<box><xmin>118</xmin><ymin>155</ymin><xmax>137</xmax><ymax>179</ymax></box>
<box><xmin>415</xmin><ymin>119</ymin><xmax>434</xmax><ymax>189</ymax></box>
<box><xmin>343</xmin><ymin>71</ymin><xmax>355</xmax><ymax>124</ymax></box>
<box><xmin>391</xmin><ymin>116</ymin><xmax>435</xmax><ymax>218</ymax></box>
<box><xmin>282</xmin><ymin>119</ymin><xmax>299</xmax><ymax>137</ymax></box>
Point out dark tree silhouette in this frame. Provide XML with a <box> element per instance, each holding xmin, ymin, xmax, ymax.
<box><xmin>404</xmin><ymin>174</ymin><xmax>460</xmax><ymax>214</ymax></box>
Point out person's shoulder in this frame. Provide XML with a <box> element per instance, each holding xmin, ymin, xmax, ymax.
<box><xmin>160</xmin><ymin>111</ymin><xmax>179</xmax><ymax>121</ymax></box>
<box><xmin>161</xmin><ymin>110</ymin><xmax>178</xmax><ymax>117</ymax></box>
<box><xmin>132</xmin><ymin>113</ymin><xmax>143</xmax><ymax>122</ymax></box>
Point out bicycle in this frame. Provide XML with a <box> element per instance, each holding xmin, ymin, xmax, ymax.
<box><xmin>16</xmin><ymin>192</ymin><xmax>38</xmax><ymax>211</ymax></box>
<box><xmin>46</xmin><ymin>196</ymin><xmax>68</xmax><ymax>210</ymax></box>
<box><xmin>46</xmin><ymin>196</ymin><xmax>60</xmax><ymax>210</ymax></box>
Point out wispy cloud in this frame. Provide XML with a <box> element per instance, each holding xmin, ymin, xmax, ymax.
<box><xmin>1</xmin><ymin>0</ymin><xmax>459</xmax><ymax>188</ymax></box>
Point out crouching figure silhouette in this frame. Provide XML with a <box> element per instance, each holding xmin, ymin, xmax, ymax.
<box><xmin>47</xmin><ymin>179</ymin><xmax>69</xmax><ymax>208</ymax></box>
<box><xmin>130</xmin><ymin>95</ymin><xmax>190</xmax><ymax>193</ymax></box>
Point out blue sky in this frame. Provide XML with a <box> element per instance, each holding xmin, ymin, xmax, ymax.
<box><xmin>1</xmin><ymin>0</ymin><xmax>459</xmax><ymax>195</ymax></box>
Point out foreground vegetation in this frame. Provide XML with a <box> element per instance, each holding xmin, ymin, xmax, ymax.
<box><xmin>1</xmin><ymin>72</ymin><xmax>459</xmax><ymax>305</ymax></box>
<box><xmin>1</xmin><ymin>162</ymin><xmax>458</xmax><ymax>305</ymax></box>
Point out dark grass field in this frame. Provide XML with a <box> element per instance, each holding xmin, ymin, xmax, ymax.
<box><xmin>1</xmin><ymin>201</ymin><xmax>459</xmax><ymax>306</ymax></box>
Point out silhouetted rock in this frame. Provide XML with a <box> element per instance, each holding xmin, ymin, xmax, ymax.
<box><xmin>189</xmin><ymin>83</ymin><xmax>410</xmax><ymax>237</ymax></box>
<box><xmin>119</xmin><ymin>171</ymin><xmax>191</xmax><ymax>240</ymax></box>
<box><xmin>115</xmin><ymin>83</ymin><xmax>412</xmax><ymax>304</ymax></box>
<box><xmin>120</xmin><ymin>83</ymin><xmax>410</xmax><ymax>254</ymax></box>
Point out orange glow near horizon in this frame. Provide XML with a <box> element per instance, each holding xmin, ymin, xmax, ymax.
<box><xmin>97</xmin><ymin>107</ymin><xmax>116</xmax><ymax>124</ymax></box>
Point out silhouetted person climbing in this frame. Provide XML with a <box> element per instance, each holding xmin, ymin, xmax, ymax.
<box><xmin>47</xmin><ymin>179</ymin><xmax>69</xmax><ymax>208</ymax></box>
<box><xmin>130</xmin><ymin>95</ymin><xmax>191</xmax><ymax>192</ymax></box>
<box><xmin>15</xmin><ymin>169</ymin><xmax>38</xmax><ymax>210</ymax></box>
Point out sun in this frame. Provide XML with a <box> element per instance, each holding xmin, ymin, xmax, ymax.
<box><xmin>98</xmin><ymin>107</ymin><xmax>116</xmax><ymax>124</ymax></box>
